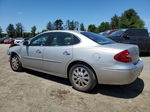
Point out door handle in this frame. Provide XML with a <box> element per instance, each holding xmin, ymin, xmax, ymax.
<box><xmin>36</xmin><ymin>49</ymin><xmax>41</xmax><ymax>54</ymax></box>
<box><xmin>63</xmin><ymin>51</ymin><xmax>70</xmax><ymax>55</ymax></box>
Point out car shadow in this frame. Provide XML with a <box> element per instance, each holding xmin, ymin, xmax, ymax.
<box><xmin>25</xmin><ymin>69</ymin><xmax>70</xmax><ymax>86</ymax></box>
<box><xmin>92</xmin><ymin>78</ymin><xmax>144</xmax><ymax>99</ymax></box>
<box><xmin>25</xmin><ymin>69</ymin><xmax>144</xmax><ymax>99</ymax></box>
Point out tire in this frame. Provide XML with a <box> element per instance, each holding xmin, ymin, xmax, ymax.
<box><xmin>69</xmin><ymin>64</ymin><xmax>97</xmax><ymax>92</ymax></box>
<box><xmin>10</xmin><ymin>55</ymin><xmax>23</xmax><ymax>72</ymax></box>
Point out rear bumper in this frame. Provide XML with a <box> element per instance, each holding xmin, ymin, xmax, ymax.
<box><xmin>97</xmin><ymin>59</ymin><xmax>143</xmax><ymax>85</ymax></box>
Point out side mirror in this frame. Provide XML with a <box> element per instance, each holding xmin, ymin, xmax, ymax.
<box><xmin>23</xmin><ymin>40</ymin><xmax>29</xmax><ymax>46</ymax></box>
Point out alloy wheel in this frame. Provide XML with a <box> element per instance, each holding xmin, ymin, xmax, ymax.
<box><xmin>72</xmin><ymin>67</ymin><xmax>90</xmax><ymax>88</ymax></box>
<box><xmin>11</xmin><ymin>56</ymin><xmax>19</xmax><ymax>70</ymax></box>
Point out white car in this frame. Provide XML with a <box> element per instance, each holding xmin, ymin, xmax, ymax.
<box><xmin>14</xmin><ymin>38</ymin><xmax>24</xmax><ymax>44</ymax></box>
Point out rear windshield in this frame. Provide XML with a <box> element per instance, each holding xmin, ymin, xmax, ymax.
<box><xmin>81</xmin><ymin>32</ymin><xmax>114</xmax><ymax>45</ymax></box>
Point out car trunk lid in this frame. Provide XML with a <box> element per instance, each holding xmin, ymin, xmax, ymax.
<box><xmin>101</xmin><ymin>43</ymin><xmax>139</xmax><ymax>64</ymax></box>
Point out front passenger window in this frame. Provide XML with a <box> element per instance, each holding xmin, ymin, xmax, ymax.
<box><xmin>30</xmin><ymin>34</ymin><xmax>49</xmax><ymax>46</ymax></box>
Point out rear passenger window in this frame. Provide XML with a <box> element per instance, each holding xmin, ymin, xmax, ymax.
<box><xmin>46</xmin><ymin>32</ymin><xmax>80</xmax><ymax>46</ymax></box>
<box><xmin>57</xmin><ymin>32</ymin><xmax>72</xmax><ymax>46</ymax></box>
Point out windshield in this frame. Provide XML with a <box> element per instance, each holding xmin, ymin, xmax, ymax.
<box><xmin>81</xmin><ymin>32</ymin><xmax>115</xmax><ymax>45</ymax></box>
<box><xmin>109</xmin><ymin>29</ymin><xmax>126</xmax><ymax>36</ymax></box>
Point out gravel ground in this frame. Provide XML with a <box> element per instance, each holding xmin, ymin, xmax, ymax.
<box><xmin>0</xmin><ymin>44</ymin><xmax>150</xmax><ymax>112</ymax></box>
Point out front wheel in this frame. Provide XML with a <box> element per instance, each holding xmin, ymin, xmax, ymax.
<box><xmin>10</xmin><ymin>55</ymin><xmax>23</xmax><ymax>72</ymax></box>
<box><xmin>69</xmin><ymin>64</ymin><xmax>97</xmax><ymax>92</ymax></box>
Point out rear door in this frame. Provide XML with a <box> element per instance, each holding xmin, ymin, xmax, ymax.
<box><xmin>43</xmin><ymin>32</ymin><xmax>75</xmax><ymax>77</ymax></box>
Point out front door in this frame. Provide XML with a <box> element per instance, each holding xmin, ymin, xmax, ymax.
<box><xmin>21</xmin><ymin>46</ymin><xmax>44</xmax><ymax>70</ymax></box>
<box><xmin>21</xmin><ymin>33</ymin><xmax>49</xmax><ymax>70</ymax></box>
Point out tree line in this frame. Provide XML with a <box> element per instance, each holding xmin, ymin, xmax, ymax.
<box><xmin>87</xmin><ymin>9</ymin><xmax>145</xmax><ymax>33</ymax></box>
<box><xmin>0</xmin><ymin>19</ymin><xmax>86</xmax><ymax>38</ymax></box>
<box><xmin>0</xmin><ymin>9</ymin><xmax>145</xmax><ymax>38</ymax></box>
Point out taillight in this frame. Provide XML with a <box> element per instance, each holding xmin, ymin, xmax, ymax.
<box><xmin>114</xmin><ymin>50</ymin><xmax>132</xmax><ymax>63</ymax></box>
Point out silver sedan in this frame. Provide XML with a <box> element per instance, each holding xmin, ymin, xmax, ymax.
<box><xmin>8</xmin><ymin>30</ymin><xmax>143</xmax><ymax>92</ymax></box>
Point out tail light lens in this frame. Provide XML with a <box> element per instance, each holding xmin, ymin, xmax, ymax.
<box><xmin>114</xmin><ymin>50</ymin><xmax>132</xmax><ymax>63</ymax></box>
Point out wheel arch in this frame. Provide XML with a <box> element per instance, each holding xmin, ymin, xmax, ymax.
<box><xmin>10</xmin><ymin>52</ymin><xmax>20</xmax><ymax>58</ymax></box>
<box><xmin>67</xmin><ymin>60</ymin><xmax>98</xmax><ymax>82</ymax></box>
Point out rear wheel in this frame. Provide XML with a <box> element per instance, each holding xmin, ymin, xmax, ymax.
<box><xmin>10</xmin><ymin>55</ymin><xmax>23</xmax><ymax>72</ymax></box>
<box><xmin>69</xmin><ymin>64</ymin><xmax>97</xmax><ymax>92</ymax></box>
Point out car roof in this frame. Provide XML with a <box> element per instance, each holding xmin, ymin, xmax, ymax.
<box><xmin>42</xmin><ymin>30</ymin><xmax>82</xmax><ymax>34</ymax></box>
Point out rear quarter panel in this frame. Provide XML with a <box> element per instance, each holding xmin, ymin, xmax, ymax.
<box><xmin>70</xmin><ymin>44</ymin><xmax>122</xmax><ymax>79</ymax></box>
